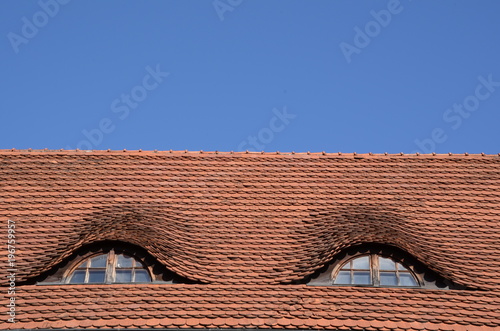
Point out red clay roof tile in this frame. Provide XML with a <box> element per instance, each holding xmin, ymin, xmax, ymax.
<box><xmin>1</xmin><ymin>150</ymin><xmax>499</xmax><ymax>329</ymax></box>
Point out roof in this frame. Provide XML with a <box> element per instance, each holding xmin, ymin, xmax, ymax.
<box><xmin>1</xmin><ymin>149</ymin><xmax>499</xmax><ymax>330</ymax></box>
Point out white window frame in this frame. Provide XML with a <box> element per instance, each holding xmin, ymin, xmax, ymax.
<box><xmin>64</xmin><ymin>249</ymin><xmax>152</xmax><ymax>284</ymax></box>
<box><xmin>331</xmin><ymin>254</ymin><xmax>421</xmax><ymax>287</ymax></box>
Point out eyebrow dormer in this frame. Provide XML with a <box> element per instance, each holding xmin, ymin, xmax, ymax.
<box><xmin>37</xmin><ymin>241</ymin><xmax>193</xmax><ymax>285</ymax></box>
<box><xmin>307</xmin><ymin>244</ymin><xmax>466</xmax><ymax>290</ymax></box>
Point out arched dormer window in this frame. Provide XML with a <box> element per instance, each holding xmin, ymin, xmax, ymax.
<box><xmin>333</xmin><ymin>254</ymin><xmax>419</xmax><ymax>287</ymax></box>
<box><xmin>35</xmin><ymin>241</ymin><xmax>196</xmax><ymax>285</ymax></box>
<box><xmin>67</xmin><ymin>250</ymin><xmax>151</xmax><ymax>284</ymax></box>
<box><xmin>306</xmin><ymin>244</ymin><xmax>463</xmax><ymax>289</ymax></box>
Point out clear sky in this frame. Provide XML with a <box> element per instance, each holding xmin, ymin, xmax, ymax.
<box><xmin>1</xmin><ymin>0</ymin><xmax>499</xmax><ymax>154</ymax></box>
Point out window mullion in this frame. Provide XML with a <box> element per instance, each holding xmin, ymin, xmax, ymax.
<box><xmin>85</xmin><ymin>260</ymin><xmax>90</xmax><ymax>284</ymax></box>
<box><xmin>395</xmin><ymin>264</ymin><xmax>401</xmax><ymax>286</ymax></box>
<box><xmin>349</xmin><ymin>261</ymin><xmax>354</xmax><ymax>284</ymax></box>
<box><xmin>106</xmin><ymin>250</ymin><xmax>115</xmax><ymax>284</ymax></box>
<box><xmin>372</xmin><ymin>255</ymin><xmax>380</xmax><ymax>286</ymax></box>
<box><xmin>131</xmin><ymin>259</ymin><xmax>136</xmax><ymax>282</ymax></box>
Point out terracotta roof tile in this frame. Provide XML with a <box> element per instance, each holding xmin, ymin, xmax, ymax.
<box><xmin>1</xmin><ymin>150</ymin><xmax>499</xmax><ymax>329</ymax></box>
<box><xmin>0</xmin><ymin>284</ymin><xmax>499</xmax><ymax>329</ymax></box>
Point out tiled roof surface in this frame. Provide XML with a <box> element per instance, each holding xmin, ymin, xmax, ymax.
<box><xmin>1</xmin><ymin>284</ymin><xmax>500</xmax><ymax>330</ymax></box>
<box><xmin>0</xmin><ymin>149</ymin><xmax>499</xmax><ymax>330</ymax></box>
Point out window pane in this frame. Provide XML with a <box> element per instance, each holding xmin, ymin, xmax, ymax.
<box><xmin>400</xmin><ymin>273</ymin><xmax>418</xmax><ymax>286</ymax></box>
<box><xmin>353</xmin><ymin>271</ymin><xmax>371</xmax><ymax>284</ymax></box>
<box><xmin>75</xmin><ymin>259</ymin><xmax>89</xmax><ymax>268</ymax></box>
<box><xmin>88</xmin><ymin>270</ymin><xmax>105</xmax><ymax>283</ymax></box>
<box><xmin>116</xmin><ymin>254</ymin><xmax>134</xmax><ymax>268</ymax></box>
<box><xmin>380</xmin><ymin>272</ymin><xmax>398</xmax><ymax>285</ymax></box>
<box><xmin>397</xmin><ymin>262</ymin><xmax>409</xmax><ymax>272</ymax></box>
<box><xmin>134</xmin><ymin>270</ymin><xmax>151</xmax><ymax>282</ymax></box>
<box><xmin>90</xmin><ymin>255</ymin><xmax>107</xmax><ymax>268</ymax></box>
<box><xmin>115</xmin><ymin>270</ymin><xmax>133</xmax><ymax>283</ymax></box>
<box><xmin>379</xmin><ymin>257</ymin><xmax>396</xmax><ymax>270</ymax></box>
<box><xmin>340</xmin><ymin>261</ymin><xmax>351</xmax><ymax>270</ymax></box>
<box><xmin>69</xmin><ymin>270</ymin><xmax>86</xmax><ymax>283</ymax></box>
<box><xmin>334</xmin><ymin>271</ymin><xmax>351</xmax><ymax>284</ymax></box>
<box><xmin>352</xmin><ymin>256</ymin><xmax>370</xmax><ymax>270</ymax></box>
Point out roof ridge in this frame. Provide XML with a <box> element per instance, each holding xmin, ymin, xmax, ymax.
<box><xmin>0</xmin><ymin>148</ymin><xmax>499</xmax><ymax>157</ymax></box>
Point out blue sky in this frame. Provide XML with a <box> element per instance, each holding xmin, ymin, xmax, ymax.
<box><xmin>1</xmin><ymin>0</ymin><xmax>499</xmax><ymax>154</ymax></box>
